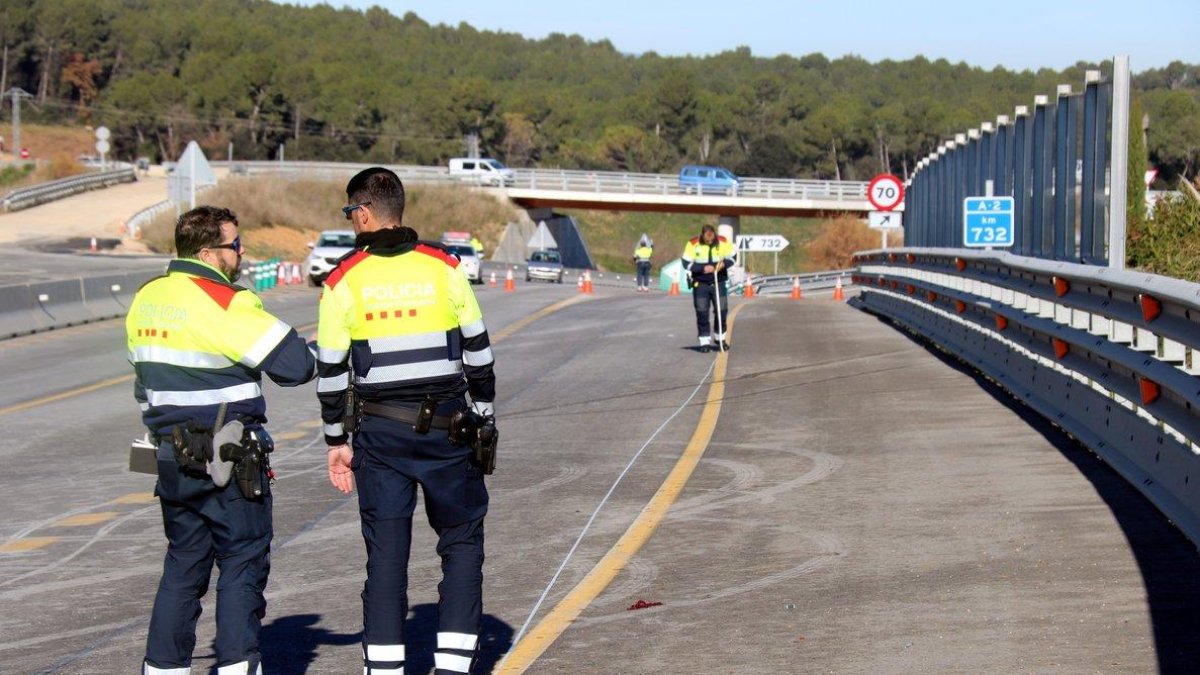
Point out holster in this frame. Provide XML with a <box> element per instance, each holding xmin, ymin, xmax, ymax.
<box><xmin>171</xmin><ymin>420</ymin><xmax>213</xmax><ymax>477</ymax></box>
<box><xmin>343</xmin><ymin>389</ymin><xmax>360</xmax><ymax>435</ymax></box>
<box><xmin>473</xmin><ymin>416</ymin><xmax>498</xmax><ymax>475</ymax></box>
<box><xmin>218</xmin><ymin>428</ymin><xmax>273</xmax><ymax>500</ymax></box>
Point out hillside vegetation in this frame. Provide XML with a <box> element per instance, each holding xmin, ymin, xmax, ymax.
<box><xmin>2</xmin><ymin>1</ymin><xmax>1197</xmax><ymax>185</ymax></box>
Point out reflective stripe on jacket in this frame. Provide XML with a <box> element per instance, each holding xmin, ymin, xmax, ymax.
<box><xmin>126</xmin><ymin>259</ymin><xmax>316</xmax><ymax>434</ymax></box>
<box><xmin>680</xmin><ymin>236</ymin><xmax>735</xmax><ymax>286</ymax></box>
<box><xmin>317</xmin><ymin>242</ymin><xmax>495</xmax><ymax>445</ymax></box>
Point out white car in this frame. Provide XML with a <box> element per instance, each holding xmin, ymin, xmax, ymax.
<box><xmin>305</xmin><ymin>229</ymin><xmax>356</xmax><ymax>285</ymax></box>
<box><xmin>445</xmin><ymin>244</ymin><xmax>483</xmax><ymax>284</ymax></box>
<box><xmin>448</xmin><ymin>158</ymin><xmax>515</xmax><ymax>187</ymax></box>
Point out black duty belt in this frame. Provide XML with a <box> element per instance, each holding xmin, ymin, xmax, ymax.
<box><xmin>360</xmin><ymin>401</ymin><xmax>454</xmax><ymax>430</ymax></box>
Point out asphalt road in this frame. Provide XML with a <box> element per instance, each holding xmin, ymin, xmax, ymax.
<box><xmin>1</xmin><ymin>276</ymin><xmax>1198</xmax><ymax>674</ymax></box>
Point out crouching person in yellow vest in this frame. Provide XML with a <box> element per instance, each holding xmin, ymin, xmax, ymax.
<box><xmin>127</xmin><ymin>206</ymin><xmax>318</xmax><ymax>675</ymax></box>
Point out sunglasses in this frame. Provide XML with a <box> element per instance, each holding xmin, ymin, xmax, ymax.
<box><xmin>207</xmin><ymin>235</ymin><xmax>241</xmax><ymax>253</ymax></box>
<box><xmin>342</xmin><ymin>201</ymin><xmax>371</xmax><ymax>220</ymax></box>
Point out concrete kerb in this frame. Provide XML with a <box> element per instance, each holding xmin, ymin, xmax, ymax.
<box><xmin>0</xmin><ymin>284</ymin><xmax>40</xmax><ymax>338</ymax></box>
<box><xmin>30</xmin><ymin>279</ymin><xmax>92</xmax><ymax>327</ymax></box>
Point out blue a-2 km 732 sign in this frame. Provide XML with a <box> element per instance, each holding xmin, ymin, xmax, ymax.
<box><xmin>963</xmin><ymin>197</ymin><xmax>1015</xmax><ymax>247</ymax></box>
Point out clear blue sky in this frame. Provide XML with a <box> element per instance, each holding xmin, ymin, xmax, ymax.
<box><xmin>285</xmin><ymin>0</ymin><xmax>1196</xmax><ymax>72</ymax></box>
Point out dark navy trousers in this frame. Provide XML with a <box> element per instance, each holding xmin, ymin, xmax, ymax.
<box><xmin>144</xmin><ymin>442</ymin><xmax>272</xmax><ymax>671</ymax></box>
<box><xmin>353</xmin><ymin>405</ymin><xmax>488</xmax><ymax>675</ymax></box>
<box><xmin>692</xmin><ymin>280</ymin><xmax>729</xmax><ymax>338</ymax></box>
<box><xmin>636</xmin><ymin>261</ymin><xmax>652</xmax><ymax>287</ymax></box>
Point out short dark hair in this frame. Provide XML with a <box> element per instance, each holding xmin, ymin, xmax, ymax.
<box><xmin>176</xmin><ymin>206</ymin><xmax>238</xmax><ymax>258</ymax></box>
<box><xmin>347</xmin><ymin>167</ymin><xmax>405</xmax><ymax>225</ymax></box>
<box><xmin>700</xmin><ymin>224</ymin><xmax>716</xmax><ymax>237</ymax></box>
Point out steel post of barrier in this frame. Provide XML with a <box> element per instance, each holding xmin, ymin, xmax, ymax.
<box><xmin>1031</xmin><ymin>95</ymin><xmax>1054</xmax><ymax>258</ymax></box>
<box><xmin>1012</xmin><ymin>107</ymin><xmax>1031</xmax><ymax>256</ymax></box>
<box><xmin>1109</xmin><ymin>55</ymin><xmax>1131</xmax><ymax>270</ymax></box>
<box><xmin>1081</xmin><ymin>70</ymin><xmax>1110</xmax><ymax>265</ymax></box>
<box><xmin>1054</xmin><ymin>85</ymin><xmax>1079</xmax><ymax>261</ymax></box>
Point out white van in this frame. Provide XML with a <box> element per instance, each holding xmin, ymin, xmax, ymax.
<box><xmin>448</xmin><ymin>158</ymin><xmax>515</xmax><ymax>187</ymax></box>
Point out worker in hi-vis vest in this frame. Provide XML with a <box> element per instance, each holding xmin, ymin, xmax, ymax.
<box><xmin>127</xmin><ymin>205</ymin><xmax>317</xmax><ymax>675</ymax></box>
<box><xmin>680</xmin><ymin>224</ymin><xmax>735</xmax><ymax>352</ymax></box>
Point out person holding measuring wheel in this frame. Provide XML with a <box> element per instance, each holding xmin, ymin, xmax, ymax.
<box><xmin>681</xmin><ymin>224</ymin><xmax>736</xmax><ymax>353</ymax></box>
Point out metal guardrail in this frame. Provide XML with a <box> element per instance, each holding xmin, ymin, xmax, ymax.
<box><xmin>212</xmin><ymin>161</ymin><xmax>870</xmax><ymax>203</ymax></box>
<box><xmin>124</xmin><ymin>183</ymin><xmax>218</xmax><ymax>237</ymax></box>
<box><xmin>751</xmin><ymin>270</ymin><xmax>852</xmax><ymax>295</ymax></box>
<box><xmin>1</xmin><ymin>168</ymin><xmax>137</xmax><ymax>212</ymax></box>
<box><xmin>850</xmin><ymin>247</ymin><xmax>1200</xmax><ymax>546</ymax></box>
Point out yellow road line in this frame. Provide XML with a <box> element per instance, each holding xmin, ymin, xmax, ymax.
<box><xmin>0</xmin><ymin>537</ymin><xmax>60</xmax><ymax>553</ymax></box>
<box><xmin>113</xmin><ymin>492</ymin><xmax>156</xmax><ymax>504</ymax></box>
<box><xmin>492</xmin><ymin>295</ymin><xmax>589</xmax><ymax>343</ymax></box>
<box><xmin>497</xmin><ymin>303</ymin><xmax>745</xmax><ymax>673</ymax></box>
<box><xmin>275</xmin><ymin>430</ymin><xmax>309</xmax><ymax>440</ymax></box>
<box><xmin>52</xmin><ymin>512</ymin><xmax>120</xmax><ymax>527</ymax></box>
<box><xmin>0</xmin><ymin>374</ymin><xmax>135</xmax><ymax>417</ymax></box>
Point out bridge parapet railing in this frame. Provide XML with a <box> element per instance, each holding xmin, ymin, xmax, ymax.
<box><xmin>851</xmin><ymin>247</ymin><xmax>1200</xmax><ymax>546</ymax></box>
<box><xmin>208</xmin><ymin>161</ymin><xmax>871</xmax><ymax>202</ymax></box>
<box><xmin>515</xmin><ymin>168</ymin><xmax>868</xmax><ymax>201</ymax></box>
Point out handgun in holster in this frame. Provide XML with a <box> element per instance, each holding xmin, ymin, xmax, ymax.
<box><xmin>474</xmin><ymin>416</ymin><xmax>498</xmax><ymax>475</ymax></box>
<box><xmin>218</xmin><ymin>429</ymin><xmax>272</xmax><ymax>501</ymax></box>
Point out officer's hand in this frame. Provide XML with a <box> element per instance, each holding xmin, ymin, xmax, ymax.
<box><xmin>703</xmin><ymin>265</ymin><xmax>715</xmax><ymax>273</ymax></box>
<box><xmin>327</xmin><ymin>444</ymin><xmax>354</xmax><ymax>494</ymax></box>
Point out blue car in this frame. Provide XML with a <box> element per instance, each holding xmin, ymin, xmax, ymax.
<box><xmin>679</xmin><ymin>165</ymin><xmax>741</xmax><ymax>195</ymax></box>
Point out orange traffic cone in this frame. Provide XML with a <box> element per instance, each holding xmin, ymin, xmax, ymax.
<box><xmin>743</xmin><ymin>277</ymin><xmax>755</xmax><ymax>298</ymax></box>
<box><xmin>504</xmin><ymin>268</ymin><xmax>515</xmax><ymax>292</ymax></box>
<box><xmin>577</xmin><ymin>274</ymin><xmax>585</xmax><ymax>293</ymax></box>
<box><xmin>489</xmin><ymin>271</ymin><xmax>498</xmax><ymax>287</ymax></box>
<box><xmin>833</xmin><ymin>276</ymin><xmax>845</xmax><ymax>301</ymax></box>
<box><xmin>89</xmin><ymin>236</ymin><xmax>97</xmax><ymax>252</ymax></box>
<box><xmin>668</xmin><ymin>273</ymin><xmax>680</xmax><ymax>296</ymax></box>
<box><xmin>277</xmin><ymin>263</ymin><xmax>287</xmax><ymax>286</ymax></box>
<box><xmin>584</xmin><ymin>270</ymin><xmax>594</xmax><ymax>294</ymax></box>
<box><xmin>790</xmin><ymin>276</ymin><xmax>802</xmax><ymax>300</ymax></box>
<box><xmin>292</xmin><ymin>262</ymin><xmax>302</xmax><ymax>284</ymax></box>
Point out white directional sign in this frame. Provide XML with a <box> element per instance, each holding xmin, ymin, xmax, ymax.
<box><xmin>868</xmin><ymin>211</ymin><xmax>902</xmax><ymax>230</ymax></box>
<box><xmin>735</xmin><ymin>234</ymin><xmax>789</xmax><ymax>252</ymax></box>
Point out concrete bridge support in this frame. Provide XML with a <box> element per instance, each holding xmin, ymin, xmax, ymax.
<box><xmin>718</xmin><ymin>214</ymin><xmax>740</xmax><ymax>242</ymax></box>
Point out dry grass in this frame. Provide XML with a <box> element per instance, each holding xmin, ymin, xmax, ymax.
<box><xmin>806</xmin><ymin>215</ymin><xmax>899</xmax><ymax>269</ymax></box>
<box><xmin>139</xmin><ymin>177</ymin><xmax>522</xmax><ymax>260</ymax></box>
<box><xmin>1</xmin><ymin>123</ymin><xmax>96</xmax><ymax>160</ymax></box>
<box><xmin>1</xmin><ymin>125</ymin><xmax>102</xmax><ymax>191</ymax></box>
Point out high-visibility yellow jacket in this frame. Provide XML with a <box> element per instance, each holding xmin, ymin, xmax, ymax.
<box><xmin>125</xmin><ymin>259</ymin><xmax>316</xmax><ymax>435</ymax></box>
<box><xmin>316</xmin><ymin>237</ymin><xmax>495</xmax><ymax>445</ymax></box>
<box><xmin>634</xmin><ymin>245</ymin><xmax>653</xmax><ymax>263</ymax></box>
<box><xmin>681</xmin><ymin>235</ymin><xmax>735</xmax><ymax>286</ymax></box>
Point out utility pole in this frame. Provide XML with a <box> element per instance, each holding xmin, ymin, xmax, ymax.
<box><xmin>5</xmin><ymin>87</ymin><xmax>33</xmax><ymax>161</ymax></box>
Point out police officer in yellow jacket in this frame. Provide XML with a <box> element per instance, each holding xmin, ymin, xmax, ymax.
<box><xmin>319</xmin><ymin>168</ymin><xmax>496</xmax><ymax>675</ymax></box>
<box><xmin>126</xmin><ymin>206</ymin><xmax>318</xmax><ymax>675</ymax></box>
<box><xmin>681</xmin><ymin>224</ymin><xmax>736</xmax><ymax>352</ymax></box>
<box><xmin>633</xmin><ymin>242</ymin><xmax>653</xmax><ymax>292</ymax></box>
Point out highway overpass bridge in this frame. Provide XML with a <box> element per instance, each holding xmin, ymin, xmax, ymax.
<box><xmin>212</xmin><ymin>161</ymin><xmax>880</xmax><ymax>222</ymax></box>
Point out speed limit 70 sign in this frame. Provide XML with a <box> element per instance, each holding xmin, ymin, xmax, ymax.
<box><xmin>867</xmin><ymin>174</ymin><xmax>904</xmax><ymax>211</ymax></box>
